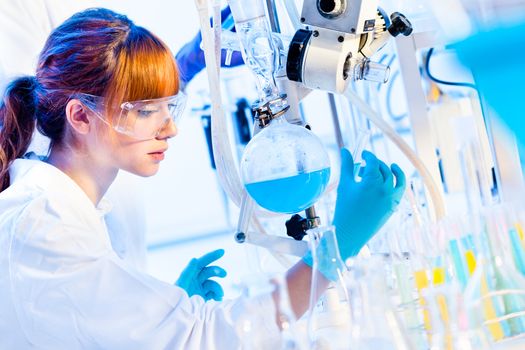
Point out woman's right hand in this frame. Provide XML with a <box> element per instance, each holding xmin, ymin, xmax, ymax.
<box><xmin>175</xmin><ymin>249</ymin><xmax>227</xmax><ymax>301</ymax></box>
<box><xmin>333</xmin><ymin>149</ymin><xmax>406</xmax><ymax>260</ymax></box>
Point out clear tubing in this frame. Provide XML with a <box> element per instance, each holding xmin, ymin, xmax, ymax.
<box><xmin>458</xmin><ymin>147</ymin><xmax>481</xmax><ymax>220</ymax></box>
<box><xmin>196</xmin><ymin>0</ymin><xmax>293</xmax><ymax>270</ymax></box>
<box><xmin>344</xmin><ymin>88</ymin><xmax>447</xmax><ymax>221</ymax></box>
<box><xmin>195</xmin><ymin>0</ymin><xmax>243</xmax><ymax>206</ymax></box>
<box><xmin>406</xmin><ymin>181</ymin><xmax>424</xmax><ymax>228</ymax></box>
<box><xmin>351</xmin><ymin>129</ymin><xmax>370</xmax><ymax>181</ymax></box>
<box><xmin>280</xmin><ymin>0</ymin><xmax>301</xmax><ymax>29</ymax></box>
<box><xmin>321</xmin><ymin>129</ymin><xmax>370</xmax><ymax>197</ymax></box>
<box><xmin>213</xmin><ymin>0</ymin><xmax>222</xmax><ymax>68</ymax></box>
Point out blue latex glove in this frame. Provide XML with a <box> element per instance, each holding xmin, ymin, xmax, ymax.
<box><xmin>302</xmin><ymin>228</ymin><xmax>346</xmax><ymax>282</ymax></box>
<box><xmin>175</xmin><ymin>6</ymin><xmax>244</xmax><ymax>84</ymax></box>
<box><xmin>333</xmin><ymin>149</ymin><xmax>406</xmax><ymax>259</ymax></box>
<box><xmin>175</xmin><ymin>249</ymin><xmax>227</xmax><ymax>301</ymax></box>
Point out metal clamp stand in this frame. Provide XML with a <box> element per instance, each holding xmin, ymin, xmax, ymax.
<box><xmin>235</xmin><ymin>94</ymin><xmax>323</xmax><ymax>258</ymax></box>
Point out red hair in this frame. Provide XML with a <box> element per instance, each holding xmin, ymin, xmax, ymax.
<box><xmin>0</xmin><ymin>8</ymin><xmax>180</xmax><ymax>192</ymax></box>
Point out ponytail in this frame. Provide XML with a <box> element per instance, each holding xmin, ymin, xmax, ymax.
<box><xmin>0</xmin><ymin>76</ymin><xmax>38</xmax><ymax>192</ymax></box>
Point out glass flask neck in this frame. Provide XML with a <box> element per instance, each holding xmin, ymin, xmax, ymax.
<box><xmin>253</xmin><ymin>95</ymin><xmax>290</xmax><ymax>129</ymax></box>
<box><xmin>254</xmin><ymin>68</ymin><xmax>280</xmax><ymax>103</ymax></box>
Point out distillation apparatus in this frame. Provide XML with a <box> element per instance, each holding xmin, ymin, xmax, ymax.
<box><xmin>223</xmin><ymin>0</ymin><xmax>432</xmax><ymax>259</ymax></box>
<box><xmin>194</xmin><ymin>0</ymin><xmax>525</xmax><ymax>349</ymax></box>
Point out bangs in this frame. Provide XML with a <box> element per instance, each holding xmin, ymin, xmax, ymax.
<box><xmin>104</xmin><ymin>26</ymin><xmax>179</xmax><ymax>108</ymax></box>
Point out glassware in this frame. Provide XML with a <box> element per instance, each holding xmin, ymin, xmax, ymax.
<box><xmin>424</xmin><ymin>280</ymin><xmax>490</xmax><ymax>350</ymax></box>
<box><xmin>463</xmin><ymin>209</ymin><xmax>525</xmax><ymax>347</ymax></box>
<box><xmin>306</xmin><ymin>226</ymin><xmax>352</xmax><ymax>350</ymax></box>
<box><xmin>353</xmin><ymin>59</ymin><xmax>391</xmax><ymax>84</ymax></box>
<box><xmin>229</xmin><ymin>0</ymin><xmax>279</xmax><ymax>102</ymax></box>
<box><xmin>347</xmin><ymin>255</ymin><xmax>414</xmax><ymax>350</ymax></box>
<box><xmin>236</xmin><ymin>273</ymin><xmax>305</xmax><ymax>350</ymax></box>
<box><xmin>240</xmin><ymin>115</ymin><xmax>331</xmax><ymax>214</ymax></box>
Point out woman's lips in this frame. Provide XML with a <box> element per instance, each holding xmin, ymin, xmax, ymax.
<box><xmin>148</xmin><ymin>150</ymin><xmax>166</xmax><ymax>161</ymax></box>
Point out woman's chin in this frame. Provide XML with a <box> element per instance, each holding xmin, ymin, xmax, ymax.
<box><xmin>126</xmin><ymin>163</ymin><xmax>160</xmax><ymax>177</ymax></box>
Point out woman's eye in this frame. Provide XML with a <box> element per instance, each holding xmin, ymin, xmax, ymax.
<box><xmin>137</xmin><ymin>109</ymin><xmax>157</xmax><ymax>117</ymax></box>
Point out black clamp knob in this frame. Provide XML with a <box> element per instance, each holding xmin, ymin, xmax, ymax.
<box><xmin>285</xmin><ymin>214</ymin><xmax>308</xmax><ymax>241</ymax></box>
<box><xmin>388</xmin><ymin>12</ymin><xmax>413</xmax><ymax>37</ymax></box>
<box><xmin>287</xmin><ymin>29</ymin><xmax>312</xmax><ymax>83</ymax></box>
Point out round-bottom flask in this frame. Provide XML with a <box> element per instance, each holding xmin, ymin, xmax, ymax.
<box><xmin>240</xmin><ymin>116</ymin><xmax>331</xmax><ymax>214</ymax></box>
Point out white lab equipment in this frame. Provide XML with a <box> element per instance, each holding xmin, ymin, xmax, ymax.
<box><xmin>286</xmin><ymin>0</ymin><xmax>411</xmax><ymax>93</ymax></box>
<box><xmin>216</xmin><ymin>0</ymin><xmax>422</xmax><ymax>262</ymax></box>
<box><xmin>195</xmin><ymin>0</ymin><xmax>525</xmax><ymax>349</ymax></box>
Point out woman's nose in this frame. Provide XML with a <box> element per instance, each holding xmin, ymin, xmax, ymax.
<box><xmin>156</xmin><ymin>118</ymin><xmax>177</xmax><ymax>140</ymax></box>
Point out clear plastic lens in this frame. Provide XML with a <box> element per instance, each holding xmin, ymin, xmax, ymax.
<box><xmin>77</xmin><ymin>92</ymin><xmax>187</xmax><ymax>140</ymax></box>
<box><xmin>116</xmin><ymin>94</ymin><xmax>186</xmax><ymax>139</ymax></box>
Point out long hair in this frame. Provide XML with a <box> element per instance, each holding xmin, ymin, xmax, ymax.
<box><xmin>0</xmin><ymin>8</ymin><xmax>179</xmax><ymax>192</ymax></box>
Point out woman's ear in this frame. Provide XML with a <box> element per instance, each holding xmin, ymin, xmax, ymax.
<box><xmin>65</xmin><ymin>99</ymin><xmax>91</xmax><ymax>135</ymax></box>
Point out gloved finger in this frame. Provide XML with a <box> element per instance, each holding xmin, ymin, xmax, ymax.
<box><xmin>379</xmin><ymin>161</ymin><xmax>393</xmax><ymax>188</ymax></box>
<box><xmin>205</xmin><ymin>290</ymin><xmax>223</xmax><ymax>302</ymax></box>
<box><xmin>176</xmin><ymin>258</ymin><xmax>199</xmax><ymax>283</ymax></box>
<box><xmin>360</xmin><ymin>151</ymin><xmax>382</xmax><ymax>182</ymax></box>
<box><xmin>339</xmin><ymin>148</ymin><xmax>355</xmax><ymax>183</ymax></box>
<box><xmin>198</xmin><ymin>265</ymin><xmax>227</xmax><ymax>283</ymax></box>
<box><xmin>391</xmin><ymin>163</ymin><xmax>406</xmax><ymax>192</ymax></box>
<box><xmin>203</xmin><ymin>280</ymin><xmax>224</xmax><ymax>300</ymax></box>
<box><xmin>195</xmin><ymin>249</ymin><xmax>225</xmax><ymax>269</ymax></box>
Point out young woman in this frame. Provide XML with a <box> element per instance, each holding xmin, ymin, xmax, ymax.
<box><xmin>0</xmin><ymin>8</ymin><xmax>405</xmax><ymax>349</ymax></box>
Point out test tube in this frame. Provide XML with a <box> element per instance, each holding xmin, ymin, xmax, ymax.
<box><xmin>351</xmin><ymin>129</ymin><xmax>370</xmax><ymax>181</ymax></box>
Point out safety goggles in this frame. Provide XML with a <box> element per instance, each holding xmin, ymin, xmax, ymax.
<box><xmin>76</xmin><ymin>92</ymin><xmax>187</xmax><ymax>140</ymax></box>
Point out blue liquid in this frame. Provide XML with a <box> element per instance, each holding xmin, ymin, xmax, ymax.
<box><xmin>245</xmin><ymin>168</ymin><xmax>331</xmax><ymax>214</ymax></box>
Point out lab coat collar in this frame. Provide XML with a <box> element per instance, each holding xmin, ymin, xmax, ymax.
<box><xmin>9</xmin><ymin>157</ymin><xmax>113</xmax><ymax>218</ymax></box>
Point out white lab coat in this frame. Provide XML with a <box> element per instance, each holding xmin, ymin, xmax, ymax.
<box><xmin>0</xmin><ymin>0</ymin><xmax>152</xmax><ymax>272</ymax></box>
<box><xmin>0</xmin><ymin>158</ymin><xmax>279</xmax><ymax>349</ymax></box>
